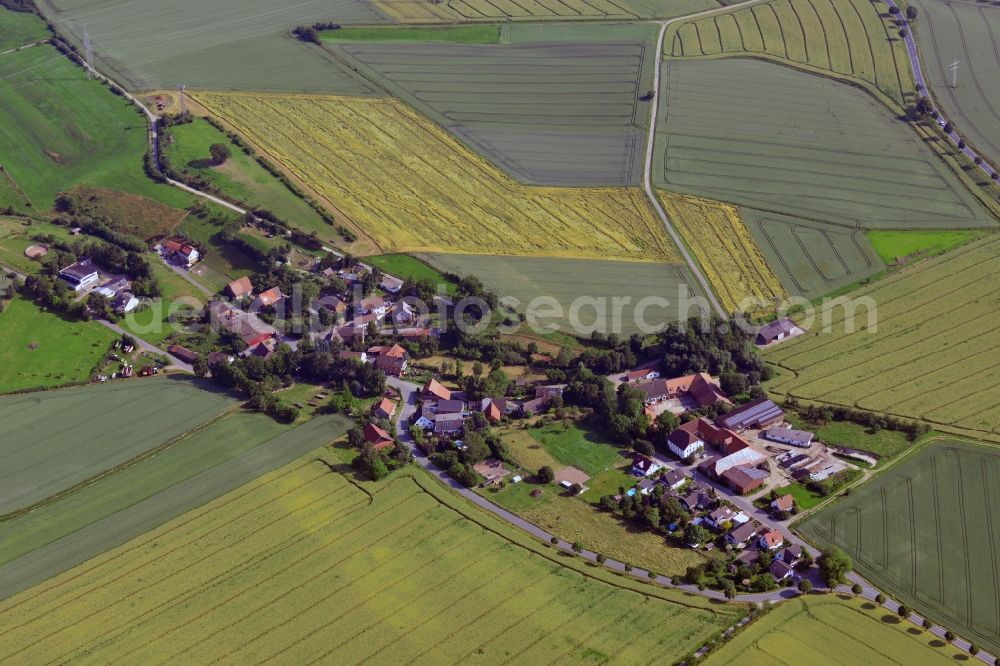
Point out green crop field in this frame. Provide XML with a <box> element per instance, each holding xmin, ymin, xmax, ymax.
<box><xmin>667</xmin><ymin>0</ymin><xmax>915</xmax><ymax>106</ymax></box>
<box><xmin>911</xmin><ymin>0</ymin><xmax>1000</xmax><ymax>167</ymax></box>
<box><xmin>322</xmin><ymin>24</ymin><xmax>501</xmax><ymax>43</ymax></box>
<box><xmin>656</xmin><ymin>58</ymin><xmax>993</xmax><ymax>230</ymax></box>
<box><xmin>372</xmin><ymin>0</ymin><xmax>722</xmax><ymax>23</ymax></box>
<box><xmin>0</xmin><ymin>7</ymin><xmax>48</xmax><ymax>52</ymax></box>
<box><xmin>704</xmin><ymin>594</ymin><xmax>969</xmax><ymax>665</ymax></box>
<box><xmin>0</xmin><ymin>45</ymin><xmax>193</xmax><ymax>215</ymax></box>
<box><xmin>744</xmin><ymin>210</ymin><xmax>885</xmax><ymax>300</ymax></box>
<box><xmin>0</xmin><ymin>457</ymin><xmax>742</xmax><ymax>662</ymax></box>
<box><xmin>801</xmin><ymin>441</ymin><xmax>1000</xmax><ymax>656</ymax></box>
<box><xmin>335</xmin><ymin>22</ymin><xmax>658</xmax><ymax>186</ymax></box>
<box><xmin>163</xmin><ymin>118</ymin><xmax>333</xmax><ymax>240</ymax></box>
<box><xmin>40</xmin><ymin>0</ymin><xmax>387</xmax><ymax>93</ymax></box>
<box><xmin>0</xmin><ymin>377</ymin><xmax>235</xmax><ymax>515</ymax></box>
<box><xmin>0</xmin><ymin>297</ymin><xmax>117</xmax><ymax>394</ymax></box>
<box><xmin>866</xmin><ymin>229</ymin><xmax>986</xmax><ymax>265</ymax></box>
<box><xmin>0</xmin><ymin>412</ymin><xmax>350</xmax><ymax>602</ymax></box>
<box><xmin>419</xmin><ymin>253</ymin><xmax>707</xmax><ymax>335</ymax></box>
<box><xmin>765</xmin><ymin>235</ymin><xmax>1000</xmax><ymax>435</ymax></box>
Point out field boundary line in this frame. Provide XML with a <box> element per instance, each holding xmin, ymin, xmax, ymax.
<box><xmin>0</xmin><ymin>404</ymin><xmax>242</xmax><ymax>525</ymax></box>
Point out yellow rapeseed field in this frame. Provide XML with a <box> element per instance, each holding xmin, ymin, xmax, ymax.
<box><xmin>194</xmin><ymin>92</ymin><xmax>678</xmax><ymax>262</ymax></box>
<box><xmin>658</xmin><ymin>191</ymin><xmax>787</xmax><ymax>312</ymax></box>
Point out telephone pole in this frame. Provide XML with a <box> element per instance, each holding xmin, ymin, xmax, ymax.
<box><xmin>177</xmin><ymin>83</ymin><xmax>186</xmax><ymax>114</ymax></box>
<box><xmin>82</xmin><ymin>26</ymin><xmax>93</xmax><ymax>78</ymax></box>
<box><xmin>949</xmin><ymin>60</ymin><xmax>960</xmax><ymax>88</ymax></box>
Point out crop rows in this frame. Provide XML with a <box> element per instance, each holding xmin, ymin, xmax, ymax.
<box><xmin>657</xmin><ymin>191</ymin><xmax>787</xmax><ymax>313</ymax></box>
<box><xmin>336</xmin><ymin>34</ymin><xmax>652</xmax><ymax>186</ymax></box>
<box><xmin>656</xmin><ymin>58</ymin><xmax>991</xmax><ymax>230</ymax></box>
<box><xmin>801</xmin><ymin>443</ymin><xmax>1000</xmax><ymax>656</ymax></box>
<box><xmin>911</xmin><ymin>0</ymin><xmax>1000</xmax><ymax>168</ymax></box>
<box><xmin>0</xmin><ymin>460</ymin><xmax>735</xmax><ymax>663</ymax></box>
<box><xmin>371</xmin><ymin>0</ymin><xmax>719</xmax><ymax>22</ymax></box>
<box><xmin>668</xmin><ymin>0</ymin><xmax>914</xmax><ymax>106</ymax></box>
<box><xmin>196</xmin><ymin>93</ymin><xmax>677</xmax><ymax>261</ymax></box>
<box><xmin>764</xmin><ymin>235</ymin><xmax>1000</xmax><ymax>433</ymax></box>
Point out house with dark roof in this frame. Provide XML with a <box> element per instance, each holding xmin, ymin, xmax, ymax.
<box><xmin>667</xmin><ymin>420</ymin><xmax>705</xmax><ymax>459</ymax></box>
<box><xmin>717</xmin><ymin>398</ymin><xmax>785</xmax><ymax>432</ymax></box>
<box><xmin>756</xmin><ymin>317</ymin><xmax>801</xmax><ymax>346</ymax></box>
<box><xmin>770</xmin><ymin>559</ymin><xmax>794</xmax><ymax>582</ymax></box>
<box><xmin>778</xmin><ymin>545</ymin><xmax>803</xmax><ymax>565</ymax></box>
<box><xmin>634</xmin><ymin>379</ymin><xmax>670</xmax><ymax>404</ymax></box>
<box><xmin>435</xmin><ymin>399</ymin><xmax>465</xmax><ymax>415</ymax></box>
<box><xmin>58</xmin><ymin>258</ymin><xmax>99</xmax><ymax>291</ymax></box>
<box><xmin>167</xmin><ymin>344</ymin><xmax>199</xmax><ymax>365</ymax></box>
<box><xmin>434</xmin><ymin>413</ymin><xmax>465</xmax><ymax>436</ymax></box>
<box><xmin>659</xmin><ymin>468</ymin><xmax>687</xmax><ymax>491</ymax></box>
<box><xmin>726</xmin><ymin>522</ymin><xmax>758</xmax><ymax>548</ymax></box>
<box><xmin>379</xmin><ymin>274</ymin><xmax>404</xmax><ymax>294</ymax></box>
<box><xmin>631</xmin><ymin>454</ymin><xmax>661</xmax><ymax>477</ymax></box>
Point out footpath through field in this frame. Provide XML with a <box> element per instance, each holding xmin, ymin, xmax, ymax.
<box><xmin>642</xmin><ymin>0</ymin><xmax>769</xmax><ymax>321</ymax></box>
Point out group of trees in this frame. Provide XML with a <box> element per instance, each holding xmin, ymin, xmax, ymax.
<box><xmin>791</xmin><ymin>398</ymin><xmax>931</xmax><ymax>441</ymax></box>
<box><xmin>346</xmin><ymin>426</ymin><xmax>411</xmax><ymax>481</ymax></box>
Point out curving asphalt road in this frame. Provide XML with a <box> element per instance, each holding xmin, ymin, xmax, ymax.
<box><xmin>886</xmin><ymin>0</ymin><xmax>998</xmax><ymax>180</ymax></box>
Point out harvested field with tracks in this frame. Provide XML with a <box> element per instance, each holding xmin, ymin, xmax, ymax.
<box><xmin>657</xmin><ymin>191</ymin><xmax>787</xmax><ymax>313</ymax></box>
<box><xmin>704</xmin><ymin>594</ymin><xmax>968</xmax><ymax>665</ymax></box>
<box><xmin>197</xmin><ymin>93</ymin><xmax>677</xmax><ymax>260</ymax></box>
<box><xmin>419</xmin><ymin>253</ymin><xmax>705</xmax><ymax>334</ymax></box>
<box><xmin>911</xmin><ymin>0</ymin><xmax>1000</xmax><ymax>166</ymax></box>
<box><xmin>335</xmin><ymin>23</ymin><xmax>656</xmax><ymax>185</ymax></box>
<box><xmin>667</xmin><ymin>0</ymin><xmax>915</xmax><ymax>105</ymax></box>
<box><xmin>744</xmin><ymin>210</ymin><xmax>884</xmax><ymax>299</ymax></box>
<box><xmin>371</xmin><ymin>0</ymin><xmax>721</xmax><ymax>23</ymax></box>
<box><xmin>0</xmin><ymin>459</ymin><xmax>743</xmax><ymax>663</ymax></box>
<box><xmin>656</xmin><ymin>58</ymin><xmax>993</xmax><ymax>229</ymax></box>
<box><xmin>801</xmin><ymin>441</ymin><xmax>1000</xmax><ymax>656</ymax></box>
<box><xmin>764</xmin><ymin>235</ymin><xmax>1000</xmax><ymax>435</ymax></box>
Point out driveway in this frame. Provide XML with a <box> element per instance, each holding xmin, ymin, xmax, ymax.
<box><xmin>95</xmin><ymin>319</ymin><xmax>193</xmax><ymax>373</ymax></box>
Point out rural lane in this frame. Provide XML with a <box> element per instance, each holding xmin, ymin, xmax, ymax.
<box><xmin>885</xmin><ymin>0</ymin><xmax>997</xmax><ymax>179</ymax></box>
<box><xmin>642</xmin><ymin>0</ymin><xmax>768</xmax><ymax>321</ymax></box>
<box><xmin>95</xmin><ymin>319</ymin><xmax>193</xmax><ymax>374</ymax></box>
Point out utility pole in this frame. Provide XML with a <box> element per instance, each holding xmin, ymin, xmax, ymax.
<box><xmin>177</xmin><ymin>83</ymin><xmax>186</xmax><ymax>114</ymax></box>
<box><xmin>82</xmin><ymin>26</ymin><xmax>93</xmax><ymax>78</ymax></box>
<box><xmin>949</xmin><ymin>60</ymin><xmax>960</xmax><ymax>88</ymax></box>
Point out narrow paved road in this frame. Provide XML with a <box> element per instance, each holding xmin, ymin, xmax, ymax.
<box><xmin>642</xmin><ymin>0</ymin><xmax>768</xmax><ymax>321</ymax></box>
<box><xmin>95</xmin><ymin>319</ymin><xmax>193</xmax><ymax>373</ymax></box>
<box><xmin>885</xmin><ymin>0</ymin><xmax>997</xmax><ymax>180</ymax></box>
<box><xmin>160</xmin><ymin>257</ymin><xmax>213</xmax><ymax>297</ymax></box>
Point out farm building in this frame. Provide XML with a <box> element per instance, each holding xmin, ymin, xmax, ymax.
<box><xmin>555</xmin><ymin>466</ymin><xmax>590</xmax><ymax>491</ymax></box>
<box><xmin>535</xmin><ymin>384</ymin><xmax>565</xmax><ymax>400</ymax></box>
<box><xmin>379</xmin><ymin>274</ymin><xmax>404</xmax><ymax>293</ymax></box>
<box><xmin>473</xmin><ymin>459</ymin><xmax>509</xmax><ymax>485</ymax></box>
<box><xmin>206</xmin><ymin>351</ymin><xmax>233</xmax><ymax>367</ymax></box>
<box><xmin>763</xmin><ymin>427</ymin><xmax>814</xmax><ymax>448</ymax></box>
<box><xmin>721</xmin><ymin>465</ymin><xmax>769</xmax><ymax>494</ymax></box>
<box><xmin>634</xmin><ymin>379</ymin><xmax>670</xmax><ymax>404</ymax></box>
<box><xmin>167</xmin><ymin>344</ymin><xmax>199</xmax><ymax>365</ymax></box>
<box><xmin>58</xmin><ymin>258</ymin><xmax>99</xmax><ymax>291</ymax></box>
<box><xmin>363</xmin><ymin>423</ymin><xmax>394</xmax><ymax>450</ymax></box>
<box><xmin>717</xmin><ymin>398</ymin><xmax>785</xmax><ymax>432</ymax></box>
<box><xmin>373</xmin><ymin>398</ymin><xmax>396</xmax><ymax>420</ymax></box>
<box><xmin>626</xmin><ymin>368</ymin><xmax>660</xmax><ymax>382</ymax></box>
<box><xmin>209</xmin><ymin>301</ymin><xmax>277</xmax><ymax>348</ymax></box>
<box><xmin>756</xmin><ymin>318</ymin><xmax>801</xmax><ymax>345</ymax></box>
<box><xmin>367</xmin><ymin>344</ymin><xmax>408</xmax><ymax>376</ymax></box>
<box><xmin>226</xmin><ymin>276</ymin><xmax>254</xmax><ymax>299</ymax></box>
<box><xmin>95</xmin><ymin>277</ymin><xmax>130</xmax><ymax>298</ymax></box>
<box><xmin>635</xmin><ymin>373</ymin><xmax>728</xmax><ymax>408</ymax></box>
<box><xmin>699</xmin><ymin>446</ymin><xmax>767</xmax><ymax>479</ymax></box>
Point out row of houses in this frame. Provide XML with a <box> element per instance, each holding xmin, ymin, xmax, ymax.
<box><xmin>632</xmin><ymin>372</ymin><xmax>730</xmax><ymax>410</ymax></box>
<box><xmin>159</xmin><ymin>238</ymin><xmax>200</xmax><ymax>268</ymax></box>
<box><xmin>57</xmin><ymin>259</ymin><xmax>140</xmax><ymax>314</ymax></box>
<box><xmin>413</xmin><ymin>379</ymin><xmax>566</xmax><ymax>438</ymax></box>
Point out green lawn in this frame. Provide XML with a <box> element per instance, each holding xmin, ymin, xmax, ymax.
<box><xmin>774</xmin><ymin>482</ymin><xmax>825</xmax><ymax>511</ymax></box>
<box><xmin>321</xmin><ymin>24</ymin><xmax>500</xmax><ymax>44</ymax></box>
<box><xmin>363</xmin><ymin>253</ymin><xmax>456</xmax><ymax>294</ymax></box>
<box><xmin>119</xmin><ymin>261</ymin><xmax>208</xmax><ymax>345</ymax></box>
<box><xmin>0</xmin><ymin>296</ymin><xmax>117</xmax><ymax>393</ymax></box>
<box><xmin>0</xmin><ymin>7</ymin><xmax>48</xmax><ymax>52</ymax></box>
<box><xmin>0</xmin><ymin>45</ymin><xmax>194</xmax><ymax>214</ymax></box>
<box><xmin>865</xmin><ymin>229</ymin><xmax>986</xmax><ymax>264</ymax></box>
<box><xmin>163</xmin><ymin>118</ymin><xmax>334</xmax><ymax>241</ymax></box>
<box><xmin>784</xmin><ymin>413</ymin><xmax>914</xmax><ymax>460</ymax></box>
<box><xmin>528</xmin><ymin>420</ymin><xmax>626</xmax><ymax>476</ymax></box>
<box><xmin>177</xmin><ymin>212</ymin><xmax>259</xmax><ymax>281</ymax></box>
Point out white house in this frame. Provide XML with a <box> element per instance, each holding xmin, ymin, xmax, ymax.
<box><xmin>632</xmin><ymin>454</ymin><xmax>661</xmax><ymax>477</ymax></box>
<box><xmin>112</xmin><ymin>291</ymin><xmax>139</xmax><ymax>314</ymax></box>
<box><xmin>58</xmin><ymin>258</ymin><xmax>99</xmax><ymax>291</ymax></box>
<box><xmin>667</xmin><ymin>420</ymin><xmax>705</xmax><ymax>459</ymax></box>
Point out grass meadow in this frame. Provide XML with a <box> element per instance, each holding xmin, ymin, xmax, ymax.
<box><xmin>801</xmin><ymin>441</ymin><xmax>1000</xmax><ymax>656</ymax></box>
<box><xmin>910</xmin><ymin>0</ymin><xmax>1000</xmax><ymax>170</ymax></box>
<box><xmin>764</xmin><ymin>235</ymin><xmax>1000</xmax><ymax>435</ymax></box>
<box><xmin>163</xmin><ymin>118</ymin><xmax>333</xmax><ymax>241</ymax></box>
<box><xmin>0</xmin><ymin>297</ymin><xmax>117</xmax><ymax>394</ymax></box>
<box><xmin>656</xmin><ymin>58</ymin><xmax>992</xmax><ymax>230</ymax></box>
<box><xmin>333</xmin><ymin>22</ymin><xmax>657</xmax><ymax>186</ymax></box>
<box><xmin>704</xmin><ymin>595</ymin><xmax>969</xmax><ymax>665</ymax></box>
<box><xmin>527</xmin><ymin>420</ymin><xmax>625</xmax><ymax>476</ymax></box>
<box><xmin>865</xmin><ymin>229</ymin><xmax>986</xmax><ymax>265</ymax></box>
<box><xmin>0</xmin><ymin>376</ymin><xmax>235</xmax><ymax>515</ymax></box>
<box><xmin>196</xmin><ymin>93</ymin><xmax>677</xmax><ymax>261</ymax></box>
<box><xmin>0</xmin><ymin>459</ymin><xmax>742</xmax><ymax>662</ymax></box>
<box><xmin>0</xmin><ymin>412</ymin><xmax>351</xmax><ymax>602</ymax></box>
<box><xmin>0</xmin><ymin>45</ymin><xmax>193</xmax><ymax>214</ymax></box>
<box><xmin>0</xmin><ymin>7</ymin><xmax>48</xmax><ymax>52</ymax></box>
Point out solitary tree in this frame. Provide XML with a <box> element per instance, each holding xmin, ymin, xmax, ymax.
<box><xmin>922</xmin><ymin>618</ymin><xmax>933</xmax><ymax>630</ymax></box>
<box><xmin>969</xmin><ymin>644</ymin><xmax>980</xmax><ymax>656</ymax></box>
<box><xmin>798</xmin><ymin>579</ymin><xmax>813</xmax><ymax>594</ymax></box>
<box><xmin>209</xmin><ymin>143</ymin><xmax>231</xmax><ymax>165</ymax></box>
<box><xmin>571</xmin><ymin>541</ymin><xmax>583</xmax><ymax>554</ymax></box>
<box><xmin>537</xmin><ymin>465</ymin><xmax>555</xmax><ymax>483</ymax></box>
<box><xmin>906</xmin><ymin>5</ymin><xmax>918</xmax><ymax>20</ymax></box>
<box><xmin>550</xmin><ymin>536</ymin><xmax>559</xmax><ymax>545</ymax></box>
<box><xmin>851</xmin><ymin>583</ymin><xmax>863</xmax><ymax>595</ymax></box>
<box><xmin>596</xmin><ymin>553</ymin><xmax>606</xmax><ymax>564</ymax></box>
<box><xmin>876</xmin><ymin>593</ymin><xmax>886</xmax><ymax>604</ymax></box>
<box><xmin>945</xmin><ymin>630</ymin><xmax>956</xmax><ymax>642</ymax></box>
<box><xmin>817</xmin><ymin>546</ymin><xmax>852</xmax><ymax>587</ymax></box>
<box><xmin>898</xmin><ymin>604</ymin><xmax>911</xmax><ymax>619</ymax></box>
